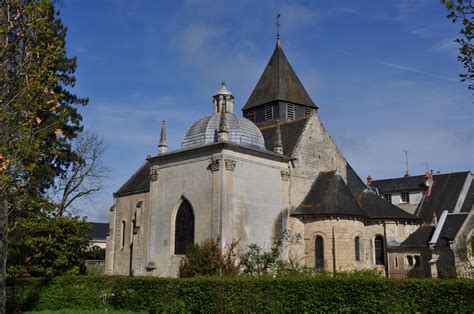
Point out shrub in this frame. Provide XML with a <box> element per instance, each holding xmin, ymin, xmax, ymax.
<box><xmin>7</xmin><ymin>275</ymin><xmax>474</xmax><ymax>312</ymax></box>
<box><xmin>178</xmin><ymin>238</ymin><xmax>240</xmax><ymax>278</ymax></box>
<box><xmin>6</xmin><ymin>277</ymin><xmax>51</xmax><ymax>313</ymax></box>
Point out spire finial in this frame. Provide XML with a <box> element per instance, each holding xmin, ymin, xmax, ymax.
<box><xmin>217</xmin><ymin>111</ymin><xmax>229</xmax><ymax>142</ymax></box>
<box><xmin>274</xmin><ymin>120</ymin><xmax>283</xmax><ymax>154</ymax></box>
<box><xmin>275</xmin><ymin>13</ymin><xmax>281</xmax><ymax>47</ymax></box>
<box><xmin>158</xmin><ymin>120</ymin><xmax>168</xmax><ymax>154</ymax></box>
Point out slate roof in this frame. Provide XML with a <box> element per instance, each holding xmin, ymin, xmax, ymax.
<box><xmin>436</xmin><ymin>213</ymin><xmax>469</xmax><ymax>246</ymax></box>
<box><xmin>88</xmin><ymin>222</ymin><xmax>108</xmax><ymax>240</ymax></box>
<box><xmin>292</xmin><ymin>171</ymin><xmax>368</xmax><ymax>218</ymax></box>
<box><xmin>399</xmin><ymin>225</ymin><xmax>435</xmax><ymax>248</ymax></box>
<box><xmin>460</xmin><ymin>178</ymin><xmax>474</xmax><ymax>213</ymax></box>
<box><xmin>371</xmin><ymin>175</ymin><xmax>427</xmax><ymax>192</ymax></box>
<box><xmin>114</xmin><ymin>162</ymin><xmax>150</xmax><ymax>197</ymax></box>
<box><xmin>243</xmin><ymin>43</ymin><xmax>317</xmax><ymax>110</ymax></box>
<box><xmin>346</xmin><ymin>163</ymin><xmax>367</xmax><ymax>194</ymax></box>
<box><xmin>355</xmin><ymin>192</ymin><xmax>421</xmax><ymax>221</ymax></box>
<box><xmin>415</xmin><ymin>172</ymin><xmax>470</xmax><ymax>222</ymax></box>
<box><xmin>259</xmin><ymin>117</ymin><xmax>308</xmax><ymax>155</ymax></box>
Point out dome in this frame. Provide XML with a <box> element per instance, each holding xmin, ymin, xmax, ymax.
<box><xmin>182</xmin><ymin>112</ymin><xmax>266</xmax><ymax>149</ymax></box>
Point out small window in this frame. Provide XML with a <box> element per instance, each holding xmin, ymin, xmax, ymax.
<box><xmin>247</xmin><ymin>111</ymin><xmax>256</xmax><ymax>123</ymax></box>
<box><xmin>414</xmin><ymin>255</ymin><xmax>421</xmax><ymax>268</ymax></box>
<box><xmin>265</xmin><ymin>105</ymin><xmax>273</xmax><ymax>121</ymax></box>
<box><xmin>407</xmin><ymin>255</ymin><xmax>414</xmax><ymax>266</ymax></box>
<box><xmin>304</xmin><ymin>107</ymin><xmax>312</xmax><ymax>117</ymax></box>
<box><xmin>121</xmin><ymin>221</ymin><xmax>126</xmax><ymax>248</ymax></box>
<box><xmin>384</xmin><ymin>193</ymin><xmax>392</xmax><ymax>203</ymax></box>
<box><xmin>315</xmin><ymin>236</ymin><xmax>324</xmax><ymax>269</ymax></box>
<box><xmin>355</xmin><ymin>236</ymin><xmax>361</xmax><ymax>261</ymax></box>
<box><xmin>401</xmin><ymin>192</ymin><xmax>410</xmax><ymax>203</ymax></box>
<box><xmin>395</xmin><ymin>255</ymin><xmax>399</xmax><ymax>268</ymax></box>
<box><xmin>374</xmin><ymin>236</ymin><xmax>385</xmax><ymax>265</ymax></box>
<box><xmin>286</xmin><ymin>103</ymin><xmax>295</xmax><ymax>120</ymax></box>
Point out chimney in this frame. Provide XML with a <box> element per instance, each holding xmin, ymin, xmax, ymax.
<box><xmin>274</xmin><ymin>120</ymin><xmax>283</xmax><ymax>155</ymax></box>
<box><xmin>158</xmin><ymin>120</ymin><xmax>168</xmax><ymax>154</ymax></box>
<box><xmin>423</xmin><ymin>171</ymin><xmax>434</xmax><ymax>196</ymax></box>
<box><xmin>366</xmin><ymin>175</ymin><xmax>373</xmax><ymax>186</ymax></box>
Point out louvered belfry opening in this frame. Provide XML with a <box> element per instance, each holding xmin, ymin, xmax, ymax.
<box><xmin>315</xmin><ymin>235</ymin><xmax>324</xmax><ymax>269</ymax></box>
<box><xmin>174</xmin><ymin>200</ymin><xmax>195</xmax><ymax>255</ymax></box>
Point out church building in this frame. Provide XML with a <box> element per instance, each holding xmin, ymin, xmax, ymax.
<box><xmin>104</xmin><ymin>36</ymin><xmax>473</xmax><ymax>278</ymax></box>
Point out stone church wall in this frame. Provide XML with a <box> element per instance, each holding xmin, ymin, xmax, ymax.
<box><xmin>289</xmin><ymin>113</ymin><xmax>347</xmax><ymax>209</ymax></box>
<box><xmin>105</xmin><ymin>191</ymin><xmax>150</xmax><ymax>276</ymax></box>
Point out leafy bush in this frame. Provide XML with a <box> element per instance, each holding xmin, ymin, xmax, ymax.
<box><xmin>6</xmin><ymin>277</ymin><xmax>51</xmax><ymax>313</ymax></box>
<box><xmin>240</xmin><ymin>243</ymin><xmax>283</xmax><ymax>276</ymax></box>
<box><xmin>178</xmin><ymin>238</ymin><xmax>239</xmax><ymax>278</ymax></box>
<box><xmin>8</xmin><ymin>275</ymin><xmax>474</xmax><ymax>312</ymax></box>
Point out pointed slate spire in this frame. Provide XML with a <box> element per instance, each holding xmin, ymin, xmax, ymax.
<box><xmin>274</xmin><ymin>120</ymin><xmax>283</xmax><ymax>154</ymax></box>
<box><xmin>242</xmin><ymin>41</ymin><xmax>317</xmax><ymax>111</ymax></box>
<box><xmin>158</xmin><ymin>120</ymin><xmax>168</xmax><ymax>154</ymax></box>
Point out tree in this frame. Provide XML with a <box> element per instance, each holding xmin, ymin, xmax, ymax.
<box><xmin>0</xmin><ymin>1</ymin><xmax>87</xmax><ymax>311</ymax></box>
<box><xmin>442</xmin><ymin>0</ymin><xmax>474</xmax><ymax>90</ymax></box>
<box><xmin>7</xmin><ymin>216</ymin><xmax>91</xmax><ymax>278</ymax></box>
<box><xmin>48</xmin><ymin>132</ymin><xmax>109</xmax><ymax>217</ymax></box>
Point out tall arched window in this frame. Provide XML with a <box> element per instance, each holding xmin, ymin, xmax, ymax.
<box><xmin>355</xmin><ymin>236</ymin><xmax>361</xmax><ymax>261</ymax></box>
<box><xmin>315</xmin><ymin>236</ymin><xmax>324</xmax><ymax>269</ymax></box>
<box><xmin>374</xmin><ymin>235</ymin><xmax>385</xmax><ymax>265</ymax></box>
<box><xmin>174</xmin><ymin>200</ymin><xmax>195</xmax><ymax>255</ymax></box>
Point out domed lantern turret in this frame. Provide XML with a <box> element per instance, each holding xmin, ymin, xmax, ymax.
<box><xmin>182</xmin><ymin>82</ymin><xmax>265</xmax><ymax>149</ymax></box>
<box><xmin>213</xmin><ymin>81</ymin><xmax>234</xmax><ymax>113</ymax></box>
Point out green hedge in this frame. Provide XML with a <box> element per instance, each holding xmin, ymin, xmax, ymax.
<box><xmin>6</xmin><ymin>277</ymin><xmax>51</xmax><ymax>313</ymax></box>
<box><xmin>7</xmin><ymin>275</ymin><xmax>474</xmax><ymax>313</ymax></box>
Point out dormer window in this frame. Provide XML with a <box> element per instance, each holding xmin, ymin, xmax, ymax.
<box><xmin>286</xmin><ymin>103</ymin><xmax>295</xmax><ymax>120</ymax></box>
<box><xmin>401</xmin><ymin>192</ymin><xmax>410</xmax><ymax>203</ymax></box>
<box><xmin>265</xmin><ymin>105</ymin><xmax>273</xmax><ymax>121</ymax></box>
<box><xmin>384</xmin><ymin>193</ymin><xmax>392</xmax><ymax>203</ymax></box>
<box><xmin>247</xmin><ymin>111</ymin><xmax>256</xmax><ymax>123</ymax></box>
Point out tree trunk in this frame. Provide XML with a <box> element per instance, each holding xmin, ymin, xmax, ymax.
<box><xmin>0</xmin><ymin>197</ymin><xmax>7</xmax><ymax>314</ymax></box>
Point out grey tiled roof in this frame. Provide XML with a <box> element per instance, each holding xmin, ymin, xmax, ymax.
<box><xmin>436</xmin><ymin>213</ymin><xmax>469</xmax><ymax>246</ymax></box>
<box><xmin>114</xmin><ymin>162</ymin><xmax>150</xmax><ymax>197</ymax></box>
<box><xmin>292</xmin><ymin>171</ymin><xmax>368</xmax><ymax>218</ymax></box>
<box><xmin>346</xmin><ymin>163</ymin><xmax>367</xmax><ymax>194</ymax></box>
<box><xmin>355</xmin><ymin>191</ymin><xmax>421</xmax><ymax>221</ymax></box>
<box><xmin>415</xmin><ymin>172</ymin><xmax>470</xmax><ymax>222</ymax></box>
<box><xmin>88</xmin><ymin>222</ymin><xmax>109</xmax><ymax>240</ymax></box>
<box><xmin>243</xmin><ymin>44</ymin><xmax>317</xmax><ymax>110</ymax></box>
<box><xmin>182</xmin><ymin>112</ymin><xmax>266</xmax><ymax>149</ymax></box>
<box><xmin>259</xmin><ymin>117</ymin><xmax>308</xmax><ymax>155</ymax></box>
<box><xmin>399</xmin><ymin>225</ymin><xmax>435</xmax><ymax>247</ymax></box>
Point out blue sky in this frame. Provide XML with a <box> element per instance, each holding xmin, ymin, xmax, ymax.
<box><xmin>59</xmin><ymin>0</ymin><xmax>473</xmax><ymax>222</ymax></box>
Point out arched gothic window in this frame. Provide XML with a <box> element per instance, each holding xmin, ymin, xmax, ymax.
<box><xmin>315</xmin><ymin>236</ymin><xmax>324</xmax><ymax>269</ymax></box>
<box><xmin>355</xmin><ymin>236</ymin><xmax>361</xmax><ymax>261</ymax></box>
<box><xmin>174</xmin><ymin>200</ymin><xmax>195</xmax><ymax>255</ymax></box>
<box><xmin>374</xmin><ymin>235</ymin><xmax>385</xmax><ymax>265</ymax></box>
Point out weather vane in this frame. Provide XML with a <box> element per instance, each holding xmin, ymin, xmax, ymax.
<box><xmin>275</xmin><ymin>13</ymin><xmax>281</xmax><ymax>41</ymax></box>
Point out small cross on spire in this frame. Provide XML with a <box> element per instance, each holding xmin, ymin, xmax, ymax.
<box><xmin>275</xmin><ymin>13</ymin><xmax>281</xmax><ymax>46</ymax></box>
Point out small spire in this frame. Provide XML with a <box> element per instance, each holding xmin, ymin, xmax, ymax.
<box><xmin>217</xmin><ymin>111</ymin><xmax>229</xmax><ymax>142</ymax></box>
<box><xmin>158</xmin><ymin>120</ymin><xmax>168</xmax><ymax>154</ymax></box>
<box><xmin>274</xmin><ymin>120</ymin><xmax>283</xmax><ymax>154</ymax></box>
<box><xmin>275</xmin><ymin>13</ymin><xmax>281</xmax><ymax>47</ymax></box>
